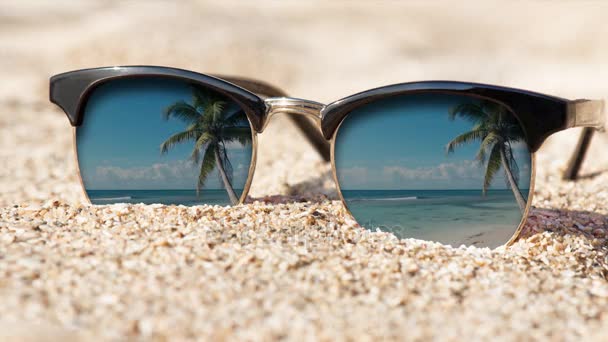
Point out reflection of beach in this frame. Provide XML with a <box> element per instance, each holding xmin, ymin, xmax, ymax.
<box><xmin>88</xmin><ymin>189</ymin><xmax>237</xmax><ymax>206</ymax></box>
<box><xmin>410</xmin><ymin>222</ymin><xmax>517</xmax><ymax>248</ymax></box>
<box><xmin>372</xmin><ymin>218</ymin><xmax>518</xmax><ymax>249</ymax></box>
<box><xmin>345</xmin><ymin>190</ymin><xmax>525</xmax><ymax>248</ymax></box>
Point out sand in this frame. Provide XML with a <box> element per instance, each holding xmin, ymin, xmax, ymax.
<box><xmin>1</xmin><ymin>1</ymin><xmax>607</xmax><ymax>340</ymax></box>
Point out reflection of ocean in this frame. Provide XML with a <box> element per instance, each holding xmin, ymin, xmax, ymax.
<box><xmin>88</xmin><ymin>189</ymin><xmax>238</xmax><ymax>206</ymax></box>
<box><xmin>342</xmin><ymin>189</ymin><xmax>529</xmax><ymax>248</ymax></box>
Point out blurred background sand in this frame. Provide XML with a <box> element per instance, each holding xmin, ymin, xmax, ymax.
<box><xmin>2</xmin><ymin>0</ymin><xmax>608</xmax><ymax>203</ymax></box>
<box><xmin>1</xmin><ymin>1</ymin><xmax>608</xmax><ymax>340</ymax></box>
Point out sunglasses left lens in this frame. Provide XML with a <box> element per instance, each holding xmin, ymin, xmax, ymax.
<box><xmin>76</xmin><ymin>77</ymin><xmax>253</xmax><ymax>206</ymax></box>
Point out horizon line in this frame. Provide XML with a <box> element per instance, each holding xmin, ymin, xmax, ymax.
<box><xmin>86</xmin><ymin>188</ymin><xmax>530</xmax><ymax>192</ymax></box>
<box><xmin>87</xmin><ymin>188</ymin><xmax>243</xmax><ymax>191</ymax></box>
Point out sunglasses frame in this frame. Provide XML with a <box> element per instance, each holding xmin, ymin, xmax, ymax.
<box><xmin>50</xmin><ymin>65</ymin><xmax>606</xmax><ymax>246</ymax></box>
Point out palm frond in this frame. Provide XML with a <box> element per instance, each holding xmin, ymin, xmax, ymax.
<box><xmin>189</xmin><ymin>146</ymin><xmax>201</xmax><ymax>165</ymax></box>
<box><xmin>163</xmin><ymin>101</ymin><xmax>200</xmax><ymax>123</ymax></box>
<box><xmin>471</xmin><ymin>121</ymin><xmax>486</xmax><ymax>131</ymax></box>
<box><xmin>446</xmin><ymin>128</ymin><xmax>487</xmax><ymax>154</ymax></box>
<box><xmin>503</xmin><ymin>122</ymin><xmax>526</xmax><ymax>142</ymax></box>
<box><xmin>221</xmin><ymin>110</ymin><xmax>249</xmax><ymax>126</ymax></box>
<box><xmin>475</xmin><ymin>132</ymin><xmax>501</xmax><ymax>162</ymax></box>
<box><xmin>480</xmin><ymin>100</ymin><xmax>503</xmax><ymax>116</ymax></box>
<box><xmin>486</xmin><ymin>110</ymin><xmax>500</xmax><ymax>126</ymax></box>
<box><xmin>482</xmin><ymin>144</ymin><xmax>503</xmax><ymax>195</ymax></box>
<box><xmin>194</xmin><ymin>131</ymin><xmax>215</xmax><ymax>151</ymax></box>
<box><xmin>192</xmin><ymin>88</ymin><xmax>213</xmax><ymax>110</ymax></box>
<box><xmin>160</xmin><ymin>129</ymin><xmax>198</xmax><ymax>154</ymax></box>
<box><xmin>205</xmin><ymin>100</ymin><xmax>226</xmax><ymax>124</ymax></box>
<box><xmin>448</xmin><ymin>102</ymin><xmax>487</xmax><ymax>122</ymax></box>
<box><xmin>221</xmin><ymin>127</ymin><xmax>252</xmax><ymax>145</ymax></box>
<box><xmin>189</xmin><ymin>132</ymin><xmax>215</xmax><ymax>164</ymax></box>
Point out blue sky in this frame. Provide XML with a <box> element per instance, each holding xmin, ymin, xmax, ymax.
<box><xmin>334</xmin><ymin>93</ymin><xmax>532</xmax><ymax>191</ymax></box>
<box><xmin>77</xmin><ymin>80</ymin><xmax>531</xmax><ymax>193</ymax></box>
<box><xmin>77</xmin><ymin>78</ymin><xmax>252</xmax><ymax>190</ymax></box>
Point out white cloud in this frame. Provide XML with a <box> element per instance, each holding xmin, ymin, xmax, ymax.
<box><xmin>383</xmin><ymin>160</ymin><xmax>483</xmax><ymax>181</ymax></box>
<box><xmin>339</xmin><ymin>158</ymin><xmax>531</xmax><ymax>190</ymax></box>
<box><xmin>224</xmin><ymin>141</ymin><xmax>252</xmax><ymax>150</ymax></box>
<box><xmin>96</xmin><ymin>160</ymin><xmax>197</xmax><ymax>182</ymax></box>
<box><xmin>338</xmin><ymin>166</ymin><xmax>369</xmax><ymax>181</ymax></box>
<box><xmin>87</xmin><ymin>159</ymin><xmax>250</xmax><ymax>189</ymax></box>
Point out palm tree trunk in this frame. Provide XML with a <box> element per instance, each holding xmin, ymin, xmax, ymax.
<box><xmin>214</xmin><ymin>147</ymin><xmax>239</xmax><ymax>205</ymax></box>
<box><xmin>499</xmin><ymin>147</ymin><xmax>527</xmax><ymax>212</ymax></box>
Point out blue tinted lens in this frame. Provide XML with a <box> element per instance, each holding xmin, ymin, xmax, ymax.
<box><xmin>77</xmin><ymin>77</ymin><xmax>253</xmax><ymax>206</ymax></box>
<box><xmin>334</xmin><ymin>93</ymin><xmax>532</xmax><ymax>248</ymax></box>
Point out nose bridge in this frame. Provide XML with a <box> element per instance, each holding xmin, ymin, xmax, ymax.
<box><xmin>262</xmin><ymin>97</ymin><xmax>325</xmax><ymax>132</ymax></box>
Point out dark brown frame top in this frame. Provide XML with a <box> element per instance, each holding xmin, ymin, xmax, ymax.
<box><xmin>50</xmin><ymin>65</ymin><xmax>605</xmax><ymax>177</ymax></box>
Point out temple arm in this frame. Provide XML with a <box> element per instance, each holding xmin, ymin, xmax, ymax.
<box><xmin>210</xmin><ymin>74</ymin><xmax>331</xmax><ymax>162</ymax></box>
<box><xmin>565</xmin><ymin>99</ymin><xmax>606</xmax><ymax>130</ymax></box>
<box><xmin>563</xmin><ymin>99</ymin><xmax>606</xmax><ymax>180</ymax></box>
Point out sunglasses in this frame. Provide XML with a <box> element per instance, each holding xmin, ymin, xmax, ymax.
<box><xmin>49</xmin><ymin>66</ymin><xmax>606</xmax><ymax>248</ymax></box>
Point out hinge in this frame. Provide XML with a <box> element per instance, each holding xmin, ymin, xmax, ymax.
<box><xmin>566</xmin><ymin>99</ymin><xmax>606</xmax><ymax>131</ymax></box>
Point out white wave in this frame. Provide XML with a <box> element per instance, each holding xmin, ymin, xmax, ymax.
<box><xmin>352</xmin><ymin>196</ymin><xmax>418</xmax><ymax>202</ymax></box>
<box><xmin>93</xmin><ymin>196</ymin><xmax>133</xmax><ymax>201</ymax></box>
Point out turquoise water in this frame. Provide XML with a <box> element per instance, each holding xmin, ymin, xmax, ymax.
<box><xmin>341</xmin><ymin>189</ymin><xmax>528</xmax><ymax>248</ymax></box>
<box><xmin>88</xmin><ymin>188</ymin><xmax>527</xmax><ymax>248</ymax></box>
<box><xmin>87</xmin><ymin>189</ymin><xmax>237</xmax><ymax>206</ymax></box>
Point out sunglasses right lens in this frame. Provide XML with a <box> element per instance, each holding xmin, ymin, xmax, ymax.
<box><xmin>76</xmin><ymin>77</ymin><xmax>254</xmax><ymax>206</ymax></box>
<box><xmin>333</xmin><ymin>92</ymin><xmax>532</xmax><ymax>248</ymax></box>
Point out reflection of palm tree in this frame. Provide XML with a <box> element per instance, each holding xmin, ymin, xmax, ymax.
<box><xmin>446</xmin><ymin>100</ymin><xmax>527</xmax><ymax>212</ymax></box>
<box><xmin>160</xmin><ymin>88</ymin><xmax>251</xmax><ymax>204</ymax></box>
